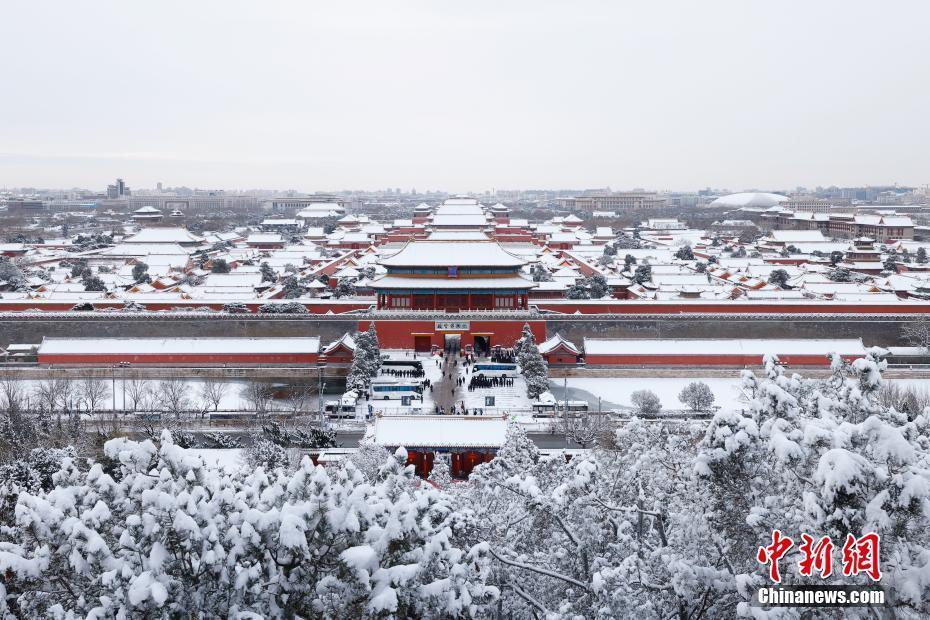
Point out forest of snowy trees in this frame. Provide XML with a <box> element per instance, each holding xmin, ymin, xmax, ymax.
<box><xmin>0</xmin><ymin>350</ymin><xmax>929</xmax><ymax>617</ymax></box>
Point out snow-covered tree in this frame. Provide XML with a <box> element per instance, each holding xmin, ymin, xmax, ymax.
<box><xmin>632</xmin><ymin>264</ymin><xmax>652</xmax><ymax>285</ymax></box>
<box><xmin>78</xmin><ymin>378</ymin><xmax>109</xmax><ymax>413</ymax></box>
<box><xmin>0</xmin><ymin>434</ymin><xmax>497</xmax><ymax>618</ymax></box>
<box><xmin>768</xmin><ymin>268</ymin><xmax>790</xmax><ymax>288</ymax></box>
<box><xmin>558</xmin><ymin>405</ymin><xmax>610</xmax><ymax>448</ymax></box>
<box><xmin>677</xmin><ymin>381</ymin><xmax>715</xmax><ymax>412</ymax></box>
<box><xmin>674</xmin><ymin>244</ymin><xmax>694</xmax><ymax>260</ymax></box>
<box><xmin>259</xmin><ymin>261</ymin><xmax>277</xmax><ymax>283</ymax></box>
<box><xmin>82</xmin><ymin>275</ymin><xmax>106</xmax><ymax>292</ymax></box>
<box><xmin>695</xmin><ymin>353</ymin><xmax>930</xmax><ymax>615</ymax></box>
<box><xmin>210</xmin><ymin>258</ymin><xmax>230</xmax><ymax>273</ymax></box>
<box><xmin>614</xmin><ymin>234</ymin><xmax>642</xmax><ymax>249</ymax></box>
<box><xmin>565</xmin><ymin>282</ymin><xmax>590</xmax><ymax>299</ymax></box>
<box><xmin>346</xmin><ymin>324</ymin><xmax>381</xmax><ymax>394</ymax></box>
<box><xmin>221</xmin><ymin>302</ymin><xmax>249</xmax><ymax>313</ymax></box>
<box><xmin>197</xmin><ymin>377</ymin><xmax>227</xmax><ymax>412</ymax></box>
<box><xmin>364</xmin><ymin>322</ymin><xmax>381</xmax><ymax>371</ymax></box>
<box><xmin>530</xmin><ymin>263</ymin><xmax>553</xmax><ymax>282</ymax></box>
<box><xmin>333</xmin><ymin>278</ymin><xmax>357</xmax><ymax>298</ymax></box>
<box><xmin>0</xmin><ymin>258</ymin><xmax>26</xmax><ymax>290</ymax></box>
<box><xmin>347</xmin><ymin>439</ymin><xmax>392</xmax><ymax>483</ymax></box>
<box><xmin>917</xmin><ymin>247</ymin><xmax>928</xmax><ymax>264</ymax></box>
<box><xmin>240</xmin><ymin>380</ymin><xmax>274</xmax><ymax>417</ymax></box>
<box><xmin>585</xmin><ymin>273</ymin><xmax>609</xmax><ymax>298</ymax></box>
<box><xmin>244</xmin><ymin>436</ymin><xmax>290</xmax><ymax>470</ymax></box>
<box><xmin>631</xmin><ymin>389</ymin><xmax>661</xmax><ymax>414</ymax></box>
<box><xmin>514</xmin><ymin>324</ymin><xmax>548</xmax><ymax>399</ymax></box>
<box><xmin>465</xmin><ymin>420</ymin><xmax>734</xmax><ymax>617</ymax></box>
<box><xmin>902</xmin><ymin>316</ymin><xmax>930</xmax><ymax>352</ymax></box>
<box><xmin>281</xmin><ymin>275</ymin><xmax>307</xmax><ymax>298</ymax></box>
<box><xmin>131</xmin><ymin>261</ymin><xmax>150</xmax><ymax>283</ymax></box>
<box><xmin>829</xmin><ymin>266</ymin><xmax>852</xmax><ymax>282</ymax></box>
<box><xmin>427</xmin><ymin>455</ymin><xmax>453</xmax><ymax>487</ymax></box>
<box><xmin>258</xmin><ymin>301</ymin><xmax>308</xmax><ymax>314</ymax></box>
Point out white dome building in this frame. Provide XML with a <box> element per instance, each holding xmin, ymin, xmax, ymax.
<box><xmin>709</xmin><ymin>192</ymin><xmax>789</xmax><ymax>209</ymax></box>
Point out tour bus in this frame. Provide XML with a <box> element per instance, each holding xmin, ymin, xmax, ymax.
<box><xmin>370</xmin><ymin>377</ymin><xmax>422</xmax><ymax>400</ymax></box>
<box><xmin>473</xmin><ymin>362</ymin><xmax>518</xmax><ymax>376</ymax></box>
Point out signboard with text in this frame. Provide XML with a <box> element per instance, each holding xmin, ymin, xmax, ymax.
<box><xmin>435</xmin><ymin>320</ymin><xmax>470</xmax><ymax>332</ymax></box>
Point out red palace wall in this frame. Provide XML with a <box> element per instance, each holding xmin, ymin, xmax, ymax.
<box><xmin>37</xmin><ymin>353</ymin><xmax>320</xmax><ymax>366</ymax></box>
<box><xmin>584</xmin><ymin>353</ymin><xmax>861</xmax><ymax>367</ymax></box>
<box><xmin>361</xmin><ymin>319</ymin><xmax>546</xmax><ymax>351</ymax></box>
<box><xmin>0</xmin><ymin>300</ymin><xmax>371</xmax><ymax>313</ymax></box>
<box><xmin>532</xmin><ymin>301</ymin><xmax>930</xmax><ymax>314</ymax></box>
<box><xmin>3</xmin><ymin>297</ymin><xmax>930</xmax><ymax>315</ymax></box>
<box><xmin>406</xmin><ymin>449</ymin><xmax>495</xmax><ymax>479</ymax></box>
<box><xmin>545</xmin><ymin>352</ymin><xmax>580</xmax><ymax>365</ymax></box>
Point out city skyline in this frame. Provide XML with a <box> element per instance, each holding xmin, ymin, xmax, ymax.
<box><xmin>2</xmin><ymin>1</ymin><xmax>929</xmax><ymax>191</ymax></box>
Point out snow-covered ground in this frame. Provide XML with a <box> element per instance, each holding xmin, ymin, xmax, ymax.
<box><xmin>554</xmin><ymin>376</ymin><xmax>930</xmax><ymax>412</ymax></box>
<box><xmin>454</xmin><ymin>363</ymin><xmax>531</xmax><ymax>413</ymax></box>
<box><xmin>551</xmin><ymin>377</ymin><xmax>750</xmax><ymax>411</ymax></box>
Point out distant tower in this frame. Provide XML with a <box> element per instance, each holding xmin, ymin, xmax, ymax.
<box><xmin>107</xmin><ymin>177</ymin><xmax>130</xmax><ymax>199</ymax></box>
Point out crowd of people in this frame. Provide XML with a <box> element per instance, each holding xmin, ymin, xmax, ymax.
<box><xmin>380</xmin><ymin>367</ymin><xmax>425</xmax><ymax>379</ymax></box>
<box><xmin>467</xmin><ymin>373</ymin><xmax>515</xmax><ymax>391</ymax></box>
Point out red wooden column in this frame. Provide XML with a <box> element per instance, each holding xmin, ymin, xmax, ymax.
<box><xmin>433</xmin><ymin>292</ymin><xmax>438</xmax><ymax>309</ymax></box>
<box><xmin>467</xmin><ymin>293</ymin><xmax>472</xmax><ymax>309</ymax></box>
<box><xmin>450</xmin><ymin>453</ymin><xmax>463</xmax><ymax>478</ymax></box>
<box><xmin>424</xmin><ymin>452</ymin><xmax>435</xmax><ymax>477</ymax></box>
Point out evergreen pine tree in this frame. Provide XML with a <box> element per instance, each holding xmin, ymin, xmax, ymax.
<box><xmin>515</xmin><ymin>325</ymin><xmax>549</xmax><ymax>399</ymax></box>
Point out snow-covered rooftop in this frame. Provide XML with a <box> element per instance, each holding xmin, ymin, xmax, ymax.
<box><xmin>371</xmin><ymin>276</ymin><xmax>535</xmax><ymax>290</ymax></box>
<box><xmin>38</xmin><ymin>337</ymin><xmax>321</xmax><ymax>355</ymax></box>
<box><xmin>768</xmin><ymin>230</ymin><xmax>827</xmax><ymax>243</ymax></box>
<box><xmin>583</xmin><ymin>338</ymin><xmax>866</xmax><ymax>357</ymax></box>
<box><xmin>379</xmin><ymin>241</ymin><xmax>526</xmax><ymax>268</ymax></box>
<box><xmin>124</xmin><ymin>227</ymin><xmax>204</xmax><ymax>244</ymax></box>
<box><xmin>374</xmin><ymin>415</ymin><xmax>509</xmax><ymax>448</ymax></box>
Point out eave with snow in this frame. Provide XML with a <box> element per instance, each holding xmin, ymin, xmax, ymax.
<box><xmin>373</xmin><ymin>240</ymin><xmax>535</xmax><ymax>311</ymax></box>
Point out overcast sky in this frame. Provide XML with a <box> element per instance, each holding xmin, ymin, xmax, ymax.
<box><xmin>1</xmin><ymin>1</ymin><xmax>928</xmax><ymax>193</ymax></box>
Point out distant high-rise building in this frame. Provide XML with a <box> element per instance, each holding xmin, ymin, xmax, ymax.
<box><xmin>557</xmin><ymin>192</ymin><xmax>666</xmax><ymax>212</ymax></box>
<box><xmin>106</xmin><ymin>177</ymin><xmax>131</xmax><ymax>199</ymax></box>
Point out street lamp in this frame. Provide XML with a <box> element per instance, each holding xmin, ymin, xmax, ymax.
<box><xmin>316</xmin><ymin>361</ymin><xmax>327</xmax><ymax>427</ymax></box>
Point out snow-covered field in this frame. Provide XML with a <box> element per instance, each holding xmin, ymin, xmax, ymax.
<box><xmin>552</xmin><ymin>377</ymin><xmax>749</xmax><ymax>411</ymax></box>
<box><xmin>554</xmin><ymin>376</ymin><xmax>930</xmax><ymax>412</ymax></box>
<box><xmin>455</xmin><ymin>363</ymin><xmax>530</xmax><ymax>413</ymax></box>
